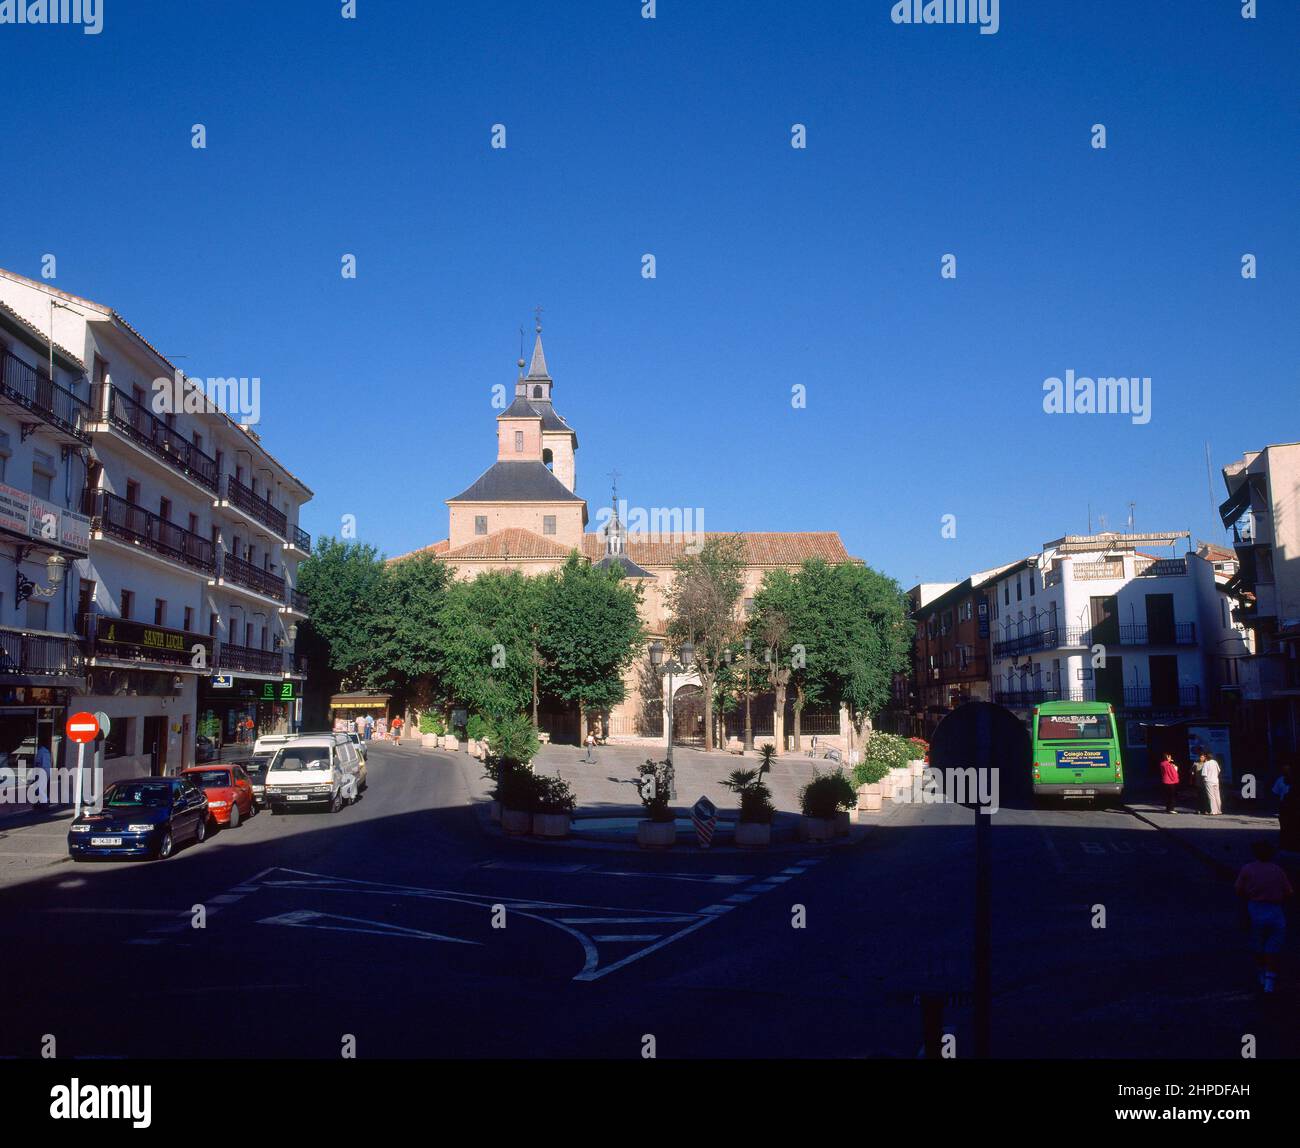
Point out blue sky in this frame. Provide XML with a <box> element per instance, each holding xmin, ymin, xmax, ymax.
<box><xmin>2</xmin><ymin>0</ymin><xmax>1295</xmax><ymax>588</ymax></box>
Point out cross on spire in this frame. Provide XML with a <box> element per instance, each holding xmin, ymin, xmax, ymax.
<box><xmin>534</xmin><ymin>304</ymin><xmax>543</xmax><ymax>333</ymax></box>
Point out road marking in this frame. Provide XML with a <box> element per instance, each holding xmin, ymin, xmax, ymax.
<box><xmin>559</xmin><ymin>916</ymin><xmax>701</xmax><ymax>924</ymax></box>
<box><xmin>44</xmin><ymin>908</ymin><xmax>188</xmax><ymax>916</ymax></box>
<box><xmin>699</xmin><ymin>905</ymin><xmax>734</xmax><ymax>914</ymax></box>
<box><xmin>723</xmin><ymin>893</ymin><xmax>756</xmax><ymax>903</ymax></box>
<box><xmin>258</xmin><ymin>909</ymin><xmax>482</xmax><ymax>945</ymax></box>
<box><xmin>591</xmin><ymin>935</ymin><xmax>662</xmax><ymax>942</ymax></box>
<box><xmin>478</xmin><ymin>861</ymin><xmax>753</xmax><ymax>885</ymax></box>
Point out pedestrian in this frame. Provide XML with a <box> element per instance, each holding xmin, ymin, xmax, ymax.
<box><xmin>1234</xmin><ymin>840</ymin><xmax>1294</xmax><ymax>994</ymax></box>
<box><xmin>583</xmin><ymin>730</ymin><xmax>596</xmax><ymax>764</ymax></box>
<box><xmin>363</xmin><ymin>714</ymin><xmax>373</xmax><ymax>741</ymax></box>
<box><xmin>390</xmin><ymin>714</ymin><xmax>403</xmax><ymax>746</ymax></box>
<box><xmin>32</xmin><ymin>736</ymin><xmax>53</xmax><ymax>810</ymax></box>
<box><xmin>1199</xmin><ymin>750</ymin><xmax>1223</xmax><ymax>816</ymax></box>
<box><xmin>1276</xmin><ymin>764</ymin><xmax>1300</xmax><ymax>852</ymax></box>
<box><xmin>1159</xmin><ymin>752</ymin><xmax>1181</xmax><ymax>814</ymax></box>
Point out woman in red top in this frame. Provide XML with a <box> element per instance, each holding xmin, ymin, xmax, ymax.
<box><xmin>1159</xmin><ymin>752</ymin><xmax>1181</xmax><ymax>813</ymax></box>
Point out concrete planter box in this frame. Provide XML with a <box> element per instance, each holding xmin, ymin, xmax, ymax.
<box><xmin>908</xmin><ymin>759</ymin><xmax>926</xmax><ymax>778</ymax></box>
<box><xmin>887</xmin><ymin>768</ymin><xmax>912</xmax><ymax>800</ymax></box>
<box><xmin>637</xmin><ymin>819</ymin><xmax>677</xmax><ymax>848</ymax></box>
<box><xmin>835</xmin><ymin>810</ymin><xmax>852</xmax><ymax>836</ymax></box>
<box><xmin>800</xmin><ymin>816</ymin><xmax>837</xmax><ymax>842</ymax></box>
<box><xmin>421</xmin><ymin>733</ymin><xmax>440</xmax><ymax>749</ymax></box>
<box><xmin>488</xmin><ymin>800</ymin><xmax>501</xmax><ymax>822</ymax></box>
<box><xmin>501</xmin><ymin>807</ymin><xmax>532</xmax><ymax>836</ymax></box>
<box><xmin>734</xmin><ymin>821</ymin><xmax>771</xmax><ymax>847</ymax></box>
<box><xmin>532</xmin><ymin>812</ymin><xmax>571</xmax><ymax>838</ymax></box>
<box><xmin>440</xmin><ymin>735</ymin><xmax>456</xmax><ymax>751</ymax></box>
<box><xmin>856</xmin><ymin>785</ymin><xmax>883</xmax><ymax>813</ymax></box>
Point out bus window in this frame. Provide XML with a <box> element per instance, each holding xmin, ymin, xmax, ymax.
<box><xmin>1037</xmin><ymin>713</ymin><xmax>1112</xmax><ymax>741</ymax></box>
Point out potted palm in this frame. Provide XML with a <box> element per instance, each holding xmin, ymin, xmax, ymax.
<box><xmin>720</xmin><ymin>767</ymin><xmax>775</xmax><ymax>847</ymax></box>
<box><xmin>799</xmin><ymin>770</ymin><xmax>856</xmax><ymax>841</ymax></box>
<box><xmin>636</xmin><ymin>758</ymin><xmax>677</xmax><ymax>848</ymax></box>
<box><xmin>532</xmin><ymin>775</ymin><xmax>575</xmax><ymax>838</ymax></box>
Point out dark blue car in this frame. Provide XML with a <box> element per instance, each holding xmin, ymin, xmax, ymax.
<box><xmin>68</xmin><ymin>776</ymin><xmax>209</xmax><ymax>861</ymax></box>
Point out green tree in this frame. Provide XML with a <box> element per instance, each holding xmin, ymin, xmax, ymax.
<box><xmin>665</xmin><ymin>535</ymin><xmax>746</xmax><ymax>752</ymax></box>
<box><xmin>433</xmin><ymin>570</ymin><xmax>546</xmax><ymax>719</ymax></box>
<box><xmin>748</xmin><ymin>568</ymin><xmax>797</xmax><ymax>752</ymax></box>
<box><xmin>369</xmin><ymin>552</ymin><xmax>453</xmax><ymax>709</ymax></box>
<box><xmin>297</xmin><ymin>537</ymin><xmax>385</xmax><ymax>689</ymax></box>
<box><xmin>538</xmin><ymin>554</ymin><xmax>644</xmax><ymax>739</ymax></box>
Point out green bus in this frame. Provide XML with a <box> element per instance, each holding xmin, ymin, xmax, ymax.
<box><xmin>1031</xmin><ymin>700</ymin><xmax>1124</xmax><ymax>802</ymax></box>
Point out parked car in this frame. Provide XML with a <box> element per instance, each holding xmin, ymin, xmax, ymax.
<box><xmin>67</xmin><ymin>776</ymin><xmax>208</xmax><ymax>861</ymax></box>
<box><xmin>264</xmin><ymin>733</ymin><xmax>363</xmax><ymax>814</ymax></box>
<box><xmin>346</xmin><ymin>730</ymin><xmax>368</xmax><ymax>766</ymax></box>
<box><xmin>181</xmin><ymin>764</ymin><xmax>255</xmax><ymax>828</ymax></box>
<box><xmin>247</xmin><ymin>734</ymin><xmax>293</xmax><ymax>807</ymax></box>
<box><xmin>195</xmin><ymin>736</ymin><xmax>218</xmax><ymax>763</ymax></box>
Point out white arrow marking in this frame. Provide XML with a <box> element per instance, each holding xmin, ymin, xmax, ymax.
<box><xmin>258</xmin><ymin>909</ymin><xmax>481</xmax><ymax>945</ymax></box>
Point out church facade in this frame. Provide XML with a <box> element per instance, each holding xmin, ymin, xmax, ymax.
<box><xmin>395</xmin><ymin>327</ymin><xmax>858</xmax><ymax>750</ymax></box>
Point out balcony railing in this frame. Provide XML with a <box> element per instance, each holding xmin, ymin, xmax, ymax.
<box><xmin>85</xmin><ymin>489</ymin><xmax>216</xmax><ymax>575</ymax></box>
<box><xmin>993</xmin><ymin>627</ymin><xmax>1059</xmax><ymax>658</ymax></box>
<box><xmin>223</xmin><ymin>473</ymin><xmax>287</xmax><ymax>537</ymax></box>
<box><xmin>0</xmin><ymin>625</ymin><xmax>83</xmax><ymax>678</ymax></box>
<box><xmin>0</xmin><ymin>347</ymin><xmax>91</xmax><ymax>443</ymax></box>
<box><xmin>218</xmin><ymin>641</ymin><xmax>284</xmax><ymax>675</ymax></box>
<box><xmin>289</xmin><ymin>523</ymin><xmax>312</xmax><ymax>554</ymax></box>
<box><xmin>95</xmin><ymin>385</ymin><xmax>219</xmax><ymax>491</ymax></box>
<box><xmin>995</xmin><ymin>685</ymin><xmax>1201</xmax><ymax>709</ymax></box>
<box><xmin>1056</xmin><ymin>622</ymin><xmax>1196</xmax><ymax>647</ymax></box>
<box><xmin>285</xmin><ymin>586</ymin><xmax>309</xmax><ymax>613</ymax></box>
<box><xmin>221</xmin><ymin>551</ymin><xmax>285</xmax><ymax>599</ymax></box>
<box><xmin>79</xmin><ymin>612</ymin><xmax>213</xmax><ymax>669</ymax></box>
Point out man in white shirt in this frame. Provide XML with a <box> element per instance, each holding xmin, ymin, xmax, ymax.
<box><xmin>1199</xmin><ymin>751</ymin><xmax>1223</xmax><ymax>815</ymax></box>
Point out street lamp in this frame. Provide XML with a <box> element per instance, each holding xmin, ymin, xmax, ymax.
<box><xmin>649</xmin><ymin>639</ymin><xmax>693</xmax><ymax>767</ymax></box>
<box><xmin>16</xmin><ymin>549</ymin><xmax>67</xmax><ymax>605</ymax></box>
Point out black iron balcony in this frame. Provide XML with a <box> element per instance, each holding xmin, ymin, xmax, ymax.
<box><xmin>994</xmin><ymin>688</ymin><xmax>1060</xmax><ymax>707</ymax></box>
<box><xmin>79</xmin><ymin>611</ymin><xmax>213</xmax><ymax>669</ymax></box>
<box><xmin>289</xmin><ymin>523</ymin><xmax>312</xmax><ymax>554</ymax></box>
<box><xmin>285</xmin><ymin>586</ymin><xmax>309</xmax><ymax>613</ymax></box>
<box><xmin>85</xmin><ymin>489</ymin><xmax>216</xmax><ymax>575</ymax></box>
<box><xmin>0</xmin><ymin>625</ymin><xmax>82</xmax><ymax>678</ymax></box>
<box><xmin>0</xmin><ymin>347</ymin><xmax>91</xmax><ymax>443</ymax></box>
<box><xmin>95</xmin><ymin>385</ymin><xmax>219</xmax><ymax>491</ymax></box>
<box><xmin>1056</xmin><ymin>622</ymin><xmax>1196</xmax><ymax>647</ymax></box>
<box><xmin>218</xmin><ymin>641</ymin><xmax>283</xmax><ymax>675</ymax></box>
<box><xmin>997</xmin><ymin>685</ymin><xmax>1201</xmax><ymax>710</ymax></box>
<box><xmin>221</xmin><ymin>551</ymin><xmax>284</xmax><ymax>599</ymax></box>
<box><xmin>993</xmin><ymin>627</ymin><xmax>1059</xmax><ymax>658</ymax></box>
<box><xmin>223</xmin><ymin>473</ymin><xmax>287</xmax><ymax>537</ymax></box>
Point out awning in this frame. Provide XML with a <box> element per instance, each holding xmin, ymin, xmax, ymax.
<box><xmin>1218</xmin><ymin>482</ymin><xmax>1251</xmax><ymax>527</ymax></box>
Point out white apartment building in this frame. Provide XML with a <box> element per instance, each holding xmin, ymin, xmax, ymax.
<box><xmin>0</xmin><ymin>269</ymin><xmax>312</xmax><ymax>790</ymax></box>
<box><xmin>0</xmin><ymin>301</ymin><xmax>94</xmax><ymax>810</ymax></box>
<box><xmin>988</xmin><ymin>532</ymin><xmax>1216</xmax><ymax>756</ymax></box>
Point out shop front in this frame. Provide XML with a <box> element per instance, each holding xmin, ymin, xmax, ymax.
<box><xmin>199</xmin><ymin>674</ymin><xmax>302</xmax><ymax>758</ymax></box>
<box><xmin>329</xmin><ymin>691</ymin><xmax>391</xmax><ymax>734</ymax></box>
<box><xmin>0</xmin><ymin>686</ymin><xmax>75</xmax><ymax>814</ymax></box>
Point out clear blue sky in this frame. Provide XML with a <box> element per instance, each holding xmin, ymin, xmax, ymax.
<box><xmin>2</xmin><ymin>0</ymin><xmax>1295</xmax><ymax>588</ymax></box>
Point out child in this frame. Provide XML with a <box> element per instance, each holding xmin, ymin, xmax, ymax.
<box><xmin>1235</xmin><ymin>841</ymin><xmax>1294</xmax><ymax>993</ymax></box>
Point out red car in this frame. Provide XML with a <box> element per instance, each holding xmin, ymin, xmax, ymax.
<box><xmin>181</xmin><ymin>764</ymin><xmax>255</xmax><ymax>828</ymax></box>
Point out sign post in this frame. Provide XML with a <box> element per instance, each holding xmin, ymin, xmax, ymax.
<box><xmin>66</xmin><ymin>711</ymin><xmax>99</xmax><ymax>818</ymax></box>
<box><xmin>691</xmin><ymin>795</ymin><xmax>717</xmax><ymax>849</ymax></box>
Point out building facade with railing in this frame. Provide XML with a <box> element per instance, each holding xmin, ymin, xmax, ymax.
<box><xmin>0</xmin><ymin>268</ymin><xmax>313</xmax><ymax>787</ymax></box>
<box><xmin>988</xmin><ymin>532</ymin><xmax>1215</xmax><ymax>757</ymax></box>
<box><xmin>1220</xmin><ymin>444</ymin><xmax>1300</xmax><ymax>769</ymax></box>
<box><xmin>0</xmin><ymin>302</ymin><xmax>95</xmax><ymax>811</ymax></box>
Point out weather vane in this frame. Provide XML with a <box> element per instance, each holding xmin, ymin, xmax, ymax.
<box><xmin>534</xmin><ymin>304</ymin><xmax>543</xmax><ymax>333</ymax></box>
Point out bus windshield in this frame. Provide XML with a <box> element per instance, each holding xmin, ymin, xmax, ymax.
<box><xmin>1037</xmin><ymin>713</ymin><xmax>1112</xmax><ymax>741</ymax></box>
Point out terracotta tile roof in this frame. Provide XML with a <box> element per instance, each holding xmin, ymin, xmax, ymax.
<box><xmin>445</xmin><ymin>528</ymin><xmax>577</xmax><ymax>560</ymax></box>
<box><xmin>579</xmin><ymin>531</ymin><xmax>853</xmax><ymax>567</ymax></box>
<box><xmin>388</xmin><ymin>539</ymin><xmax>450</xmax><ymax>564</ymax></box>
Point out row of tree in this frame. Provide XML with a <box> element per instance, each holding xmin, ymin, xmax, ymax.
<box><xmin>666</xmin><ymin>537</ymin><xmax>913</xmax><ymax>752</ymax></box>
<box><xmin>297</xmin><ymin>541</ymin><xmax>645</xmax><ymax>732</ymax></box>
<box><xmin>297</xmin><ymin>535</ymin><xmax>912</xmax><ymax>750</ymax></box>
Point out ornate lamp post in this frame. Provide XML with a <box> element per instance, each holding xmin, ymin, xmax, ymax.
<box><xmin>649</xmin><ymin>638</ymin><xmax>694</xmax><ymax>768</ymax></box>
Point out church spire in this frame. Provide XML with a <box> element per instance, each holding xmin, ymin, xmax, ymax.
<box><xmin>527</xmin><ymin>329</ymin><xmax>549</xmax><ymax>378</ymax></box>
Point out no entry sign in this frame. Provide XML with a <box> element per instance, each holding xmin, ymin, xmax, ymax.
<box><xmin>66</xmin><ymin>711</ymin><xmax>99</xmax><ymax>744</ymax></box>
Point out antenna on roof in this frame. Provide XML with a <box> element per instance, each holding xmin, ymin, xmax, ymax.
<box><xmin>1127</xmin><ymin>502</ymin><xmax>1135</xmax><ymax>532</ymax></box>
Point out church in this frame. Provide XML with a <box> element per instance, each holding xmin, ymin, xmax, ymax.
<box><xmin>394</xmin><ymin>324</ymin><xmax>858</xmax><ymax>749</ymax></box>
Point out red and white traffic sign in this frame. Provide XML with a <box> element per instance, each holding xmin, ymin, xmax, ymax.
<box><xmin>66</xmin><ymin>711</ymin><xmax>100</xmax><ymax>744</ymax></box>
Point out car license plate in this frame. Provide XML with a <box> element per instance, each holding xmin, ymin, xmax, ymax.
<box><xmin>288</xmin><ymin>794</ymin><xmax>309</xmax><ymax>801</ymax></box>
<box><xmin>90</xmin><ymin>836</ymin><xmax>122</xmax><ymax>846</ymax></box>
<box><xmin>1063</xmin><ymin>789</ymin><xmax>1096</xmax><ymax>796</ymax></box>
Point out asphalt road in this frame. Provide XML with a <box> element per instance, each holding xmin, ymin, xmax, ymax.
<box><xmin>0</xmin><ymin>743</ymin><xmax>1293</xmax><ymax>1060</ymax></box>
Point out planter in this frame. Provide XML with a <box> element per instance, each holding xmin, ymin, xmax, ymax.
<box><xmin>857</xmin><ymin>786</ymin><xmax>883</xmax><ymax>813</ymax></box>
<box><xmin>421</xmin><ymin>733</ymin><xmax>440</xmax><ymax>749</ymax></box>
<box><xmin>532</xmin><ymin>811</ymin><xmax>571</xmax><ymax>838</ymax></box>
<box><xmin>450</xmin><ymin>739</ymin><xmax>464</xmax><ymax>753</ymax></box>
<box><xmin>637</xmin><ymin>819</ymin><xmax>677</xmax><ymax>848</ymax></box>
<box><xmin>835</xmin><ymin>810</ymin><xmax>852</xmax><ymax>835</ymax></box>
<box><xmin>488</xmin><ymin>800</ymin><xmax>501</xmax><ymax>823</ymax></box>
<box><xmin>734</xmin><ymin>821</ymin><xmax>771</xmax><ymax>847</ymax></box>
<box><xmin>908</xmin><ymin>758</ymin><xmax>926</xmax><ymax>778</ymax></box>
<box><xmin>800</xmin><ymin>815</ymin><xmax>837</xmax><ymax>843</ymax></box>
<box><xmin>501</xmin><ymin>807</ymin><xmax>532</xmax><ymax>836</ymax></box>
<box><xmin>887</xmin><ymin>767</ymin><xmax>912</xmax><ymax>800</ymax></box>
<box><xmin>442</xmin><ymin>735</ymin><xmax>457</xmax><ymax>751</ymax></box>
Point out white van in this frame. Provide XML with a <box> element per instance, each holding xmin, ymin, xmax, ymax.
<box><xmin>264</xmin><ymin>734</ymin><xmax>363</xmax><ymax>814</ymax></box>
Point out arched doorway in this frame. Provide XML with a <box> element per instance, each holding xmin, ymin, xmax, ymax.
<box><xmin>672</xmin><ymin>684</ymin><xmax>705</xmax><ymax>748</ymax></box>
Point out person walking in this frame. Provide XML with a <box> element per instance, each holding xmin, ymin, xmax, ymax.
<box><xmin>363</xmin><ymin>714</ymin><xmax>373</xmax><ymax>742</ymax></box>
<box><xmin>582</xmin><ymin>730</ymin><xmax>596</xmax><ymax>764</ymax></box>
<box><xmin>1235</xmin><ymin>840</ymin><xmax>1294</xmax><ymax>993</ymax></box>
<box><xmin>390</xmin><ymin>714</ymin><xmax>403</xmax><ymax>746</ymax></box>
<box><xmin>1159</xmin><ymin>752</ymin><xmax>1181</xmax><ymax>814</ymax></box>
<box><xmin>1199</xmin><ymin>750</ymin><xmax>1223</xmax><ymax>816</ymax></box>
